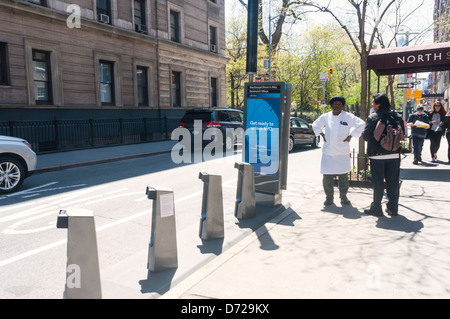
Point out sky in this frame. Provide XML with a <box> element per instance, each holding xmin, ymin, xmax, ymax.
<box><xmin>225</xmin><ymin>0</ymin><xmax>436</xmax><ymax>45</ymax></box>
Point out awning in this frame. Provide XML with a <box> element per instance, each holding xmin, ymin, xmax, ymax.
<box><xmin>367</xmin><ymin>42</ymin><xmax>450</xmax><ymax>76</ymax></box>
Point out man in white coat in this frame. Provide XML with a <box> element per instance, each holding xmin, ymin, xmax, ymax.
<box><xmin>312</xmin><ymin>96</ymin><xmax>365</xmax><ymax>206</ymax></box>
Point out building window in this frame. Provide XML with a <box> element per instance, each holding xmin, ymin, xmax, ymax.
<box><xmin>210</xmin><ymin>26</ymin><xmax>217</xmax><ymax>53</ymax></box>
<box><xmin>28</xmin><ymin>0</ymin><xmax>47</xmax><ymax>6</ymax></box>
<box><xmin>134</xmin><ymin>0</ymin><xmax>147</xmax><ymax>33</ymax></box>
<box><xmin>99</xmin><ymin>60</ymin><xmax>115</xmax><ymax>106</ymax></box>
<box><xmin>170</xmin><ymin>10</ymin><xmax>180</xmax><ymax>42</ymax></box>
<box><xmin>211</xmin><ymin>77</ymin><xmax>218</xmax><ymax>107</ymax></box>
<box><xmin>0</xmin><ymin>43</ymin><xmax>10</xmax><ymax>86</ymax></box>
<box><xmin>136</xmin><ymin>66</ymin><xmax>148</xmax><ymax>106</ymax></box>
<box><xmin>171</xmin><ymin>71</ymin><xmax>181</xmax><ymax>107</ymax></box>
<box><xmin>32</xmin><ymin>50</ymin><xmax>52</xmax><ymax>104</ymax></box>
<box><xmin>97</xmin><ymin>0</ymin><xmax>112</xmax><ymax>24</ymax></box>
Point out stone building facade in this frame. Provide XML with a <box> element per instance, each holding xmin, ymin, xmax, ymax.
<box><xmin>0</xmin><ymin>0</ymin><xmax>227</xmax><ymax>121</ymax></box>
<box><xmin>433</xmin><ymin>0</ymin><xmax>450</xmax><ymax>107</ymax></box>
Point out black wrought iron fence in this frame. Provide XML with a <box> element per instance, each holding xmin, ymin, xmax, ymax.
<box><xmin>0</xmin><ymin>116</ymin><xmax>180</xmax><ymax>154</ymax></box>
<box><xmin>349</xmin><ymin>149</ymin><xmax>372</xmax><ymax>186</ymax></box>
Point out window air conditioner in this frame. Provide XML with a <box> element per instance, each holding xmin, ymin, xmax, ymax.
<box><xmin>136</xmin><ymin>24</ymin><xmax>147</xmax><ymax>33</ymax></box>
<box><xmin>98</xmin><ymin>14</ymin><xmax>110</xmax><ymax>24</ymax></box>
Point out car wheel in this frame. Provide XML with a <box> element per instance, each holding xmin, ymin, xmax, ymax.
<box><xmin>288</xmin><ymin>136</ymin><xmax>294</xmax><ymax>152</ymax></box>
<box><xmin>0</xmin><ymin>157</ymin><xmax>25</xmax><ymax>194</ymax></box>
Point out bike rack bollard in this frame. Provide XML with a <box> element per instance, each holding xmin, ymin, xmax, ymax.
<box><xmin>56</xmin><ymin>208</ymin><xmax>102</xmax><ymax>299</ymax></box>
<box><xmin>234</xmin><ymin>162</ymin><xmax>256</xmax><ymax>219</ymax></box>
<box><xmin>198</xmin><ymin>172</ymin><xmax>224</xmax><ymax>240</ymax></box>
<box><xmin>146</xmin><ymin>186</ymin><xmax>178</xmax><ymax>272</ymax></box>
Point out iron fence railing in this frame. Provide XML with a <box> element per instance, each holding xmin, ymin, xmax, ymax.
<box><xmin>349</xmin><ymin>149</ymin><xmax>372</xmax><ymax>185</ymax></box>
<box><xmin>0</xmin><ymin>116</ymin><xmax>180</xmax><ymax>154</ymax></box>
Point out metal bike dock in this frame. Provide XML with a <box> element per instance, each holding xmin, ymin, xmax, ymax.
<box><xmin>146</xmin><ymin>186</ymin><xmax>178</xmax><ymax>272</ymax></box>
<box><xmin>56</xmin><ymin>208</ymin><xmax>102</xmax><ymax>299</ymax></box>
<box><xmin>198</xmin><ymin>172</ymin><xmax>224</xmax><ymax>240</ymax></box>
<box><xmin>234</xmin><ymin>162</ymin><xmax>256</xmax><ymax>219</ymax></box>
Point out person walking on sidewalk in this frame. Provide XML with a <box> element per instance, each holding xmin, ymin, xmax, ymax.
<box><xmin>428</xmin><ymin>100</ymin><xmax>446</xmax><ymax>162</ymax></box>
<box><xmin>312</xmin><ymin>96</ymin><xmax>365</xmax><ymax>206</ymax></box>
<box><xmin>362</xmin><ymin>93</ymin><xmax>405</xmax><ymax>217</ymax></box>
<box><xmin>445</xmin><ymin>107</ymin><xmax>450</xmax><ymax>163</ymax></box>
<box><xmin>407</xmin><ymin>105</ymin><xmax>430</xmax><ymax>165</ymax></box>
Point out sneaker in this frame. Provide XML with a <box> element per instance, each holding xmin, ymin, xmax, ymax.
<box><xmin>432</xmin><ymin>158</ymin><xmax>437</xmax><ymax>163</ymax></box>
<box><xmin>324</xmin><ymin>197</ymin><xmax>334</xmax><ymax>206</ymax></box>
<box><xmin>364</xmin><ymin>209</ymin><xmax>383</xmax><ymax>217</ymax></box>
<box><xmin>413</xmin><ymin>159</ymin><xmax>419</xmax><ymax>165</ymax></box>
<box><xmin>386</xmin><ymin>208</ymin><xmax>398</xmax><ymax>216</ymax></box>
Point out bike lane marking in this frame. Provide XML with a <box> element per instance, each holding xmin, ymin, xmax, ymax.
<box><xmin>0</xmin><ymin>179</ymin><xmax>236</xmax><ymax>268</ymax></box>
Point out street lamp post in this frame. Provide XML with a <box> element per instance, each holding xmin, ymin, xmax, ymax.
<box><xmin>268</xmin><ymin>1</ymin><xmax>272</xmax><ymax>82</ymax></box>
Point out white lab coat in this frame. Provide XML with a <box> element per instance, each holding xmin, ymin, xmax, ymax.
<box><xmin>312</xmin><ymin>111</ymin><xmax>365</xmax><ymax>175</ymax></box>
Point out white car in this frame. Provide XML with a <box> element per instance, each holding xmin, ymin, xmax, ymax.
<box><xmin>0</xmin><ymin>135</ymin><xmax>37</xmax><ymax>194</ymax></box>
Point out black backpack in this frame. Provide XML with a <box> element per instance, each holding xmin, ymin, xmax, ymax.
<box><xmin>373</xmin><ymin>112</ymin><xmax>404</xmax><ymax>152</ymax></box>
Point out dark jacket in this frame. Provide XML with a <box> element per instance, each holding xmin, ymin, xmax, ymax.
<box><xmin>444</xmin><ymin>114</ymin><xmax>450</xmax><ymax>134</ymax></box>
<box><xmin>407</xmin><ymin>113</ymin><xmax>430</xmax><ymax>138</ymax></box>
<box><xmin>362</xmin><ymin>109</ymin><xmax>405</xmax><ymax>156</ymax></box>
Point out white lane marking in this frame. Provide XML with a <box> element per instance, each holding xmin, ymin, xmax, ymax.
<box><xmin>0</xmin><ymin>182</ymin><xmax>227</xmax><ymax>267</ymax></box>
<box><xmin>0</xmin><ymin>185</ymin><xmax>107</xmax><ymax>225</ymax></box>
<box><xmin>0</xmin><ymin>182</ymin><xmax>59</xmax><ymax>200</ymax></box>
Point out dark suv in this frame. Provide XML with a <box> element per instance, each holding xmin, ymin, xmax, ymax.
<box><xmin>178</xmin><ymin>108</ymin><xmax>244</xmax><ymax>151</ymax></box>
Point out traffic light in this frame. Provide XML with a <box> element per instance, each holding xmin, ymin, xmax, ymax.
<box><xmin>327</xmin><ymin>68</ymin><xmax>333</xmax><ymax>77</ymax></box>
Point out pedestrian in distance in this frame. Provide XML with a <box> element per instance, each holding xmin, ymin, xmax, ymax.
<box><xmin>444</xmin><ymin>107</ymin><xmax>450</xmax><ymax>163</ymax></box>
<box><xmin>428</xmin><ymin>100</ymin><xmax>447</xmax><ymax>162</ymax></box>
<box><xmin>362</xmin><ymin>93</ymin><xmax>405</xmax><ymax>217</ymax></box>
<box><xmin>312</xmin><ymin>96</ymin><xmax>365</xmax><ymax>207</ymax></box>
<box><xmin>407</xmin><ymin>105</ymin><xmax>430</xmax><ymax>165</ymax></box>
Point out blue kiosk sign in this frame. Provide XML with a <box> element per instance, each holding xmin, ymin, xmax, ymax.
<box><xmin>244</xmin><ymin>82</ymin><xmax>290</xmax><ymax>196</ymax></box>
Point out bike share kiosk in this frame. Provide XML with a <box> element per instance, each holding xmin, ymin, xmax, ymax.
<box><xmin>243</xmin><ymin>82</ymin><xmax>291</xmax><ymax>206</ymax></box>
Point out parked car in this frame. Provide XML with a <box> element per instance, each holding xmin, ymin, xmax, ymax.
<box><xmin>289</xmin><ymin>117</ymin><xmax>320</xmax><ymax>152</ymax></box>
<box><xmin>0</xmin><ymin>135</ymin><xmax>37</xmax><ymax>194</ymax></box>
<box><xmin>178</xmin><ymin>107</ymin><xmax>244</xmax><ymax>151</ymax></box>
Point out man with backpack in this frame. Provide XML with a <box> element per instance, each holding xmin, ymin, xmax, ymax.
<box><xmin>362</xmin><ymin>93</ymin><xmax>405</xmax><ymax>217</ymax></box>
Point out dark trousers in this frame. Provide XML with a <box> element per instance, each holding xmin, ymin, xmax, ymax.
<box><xmin>412</xmin><ymin>135</ymin><xmax>425</xmax><ymax>160</ymax></box>
<box><xmin>369</xmin><ymin>158</ymin><xmax>401</xmax><ymax>213</ymax></box>
<box><xmin>429</xmin><ymin>130</ymin><xmax>443</xmax><ymax>158</ymax></box>
<box><xmin>323</xmin><ymin>174</ymin><xmax>349</xmax><ymax>199</ymax></box>
<box><xmin>447</xmin><ymin>131</ymin><xmax>450</xmax><ymax>161</ymax></box>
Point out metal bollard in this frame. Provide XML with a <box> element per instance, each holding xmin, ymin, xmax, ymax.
<box><xmin>146</xmin><ymin>186</ymin><xmax>178</xmax><ymax>272</ymax></box>
<box><xmin>234</xmin><ymin>162</ymin><xmax>256</xmax><ymax>219</ymax></box>
<box><xmin>56</xmin><ymin>208</ymin><xmax>102</xmax><ymax>299</ymax></box>
<box><xmin>198</xmin><ymin>172</ymin><xmax>224</xmax><ymax>240</ymax></box>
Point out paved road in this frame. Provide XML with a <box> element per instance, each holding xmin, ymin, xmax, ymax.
<box><xmin>0</xmin><ymin>143</ymin><xmax>323</xmax><ymax>299</ymax></box>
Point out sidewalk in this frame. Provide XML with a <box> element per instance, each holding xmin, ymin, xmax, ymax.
<box><xmin>34</xmin><ymin>139</ymin><xmax>178</xmax><ymax>173</ymax></box>
<box><xmin>162</xmin><ymin>144</ymin><xmax>450</xmax><ymax>299</ymax></box>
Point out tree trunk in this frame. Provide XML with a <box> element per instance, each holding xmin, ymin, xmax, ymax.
<box><xmin>358</xmin><ymin>53</ymin><xmax>369</xmax><ymax>171</ymax></box>
<box><xmin>230</xmin><ymin>74</ymin><xmax>235</xmax><ymax>109</ymax></box>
